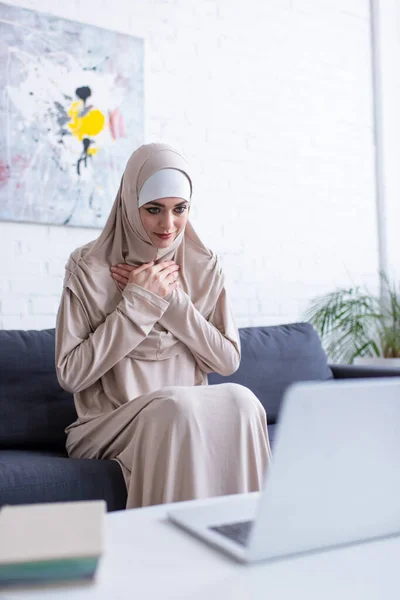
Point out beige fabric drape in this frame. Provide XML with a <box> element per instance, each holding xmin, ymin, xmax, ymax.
<box><xmin>55</xmin><ymin>143</ymin><xmax>271</xmax><ymax>508</ymax></box>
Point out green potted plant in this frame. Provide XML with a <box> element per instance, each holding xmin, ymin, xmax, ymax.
<box><xmin>305</xmin><ymin>275</ymin><xmax>400</xmax><ymax>365</ymax></box>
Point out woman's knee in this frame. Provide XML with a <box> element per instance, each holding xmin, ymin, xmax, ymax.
<box><xmin>145</xmin><ymin>389</ymin><xmax>193</xmax><ymax>425</ymax></box>
<box><xmin>223</xmin><ymin>383</ymin><xmax>266</xmax><ymax>417</ymax></box>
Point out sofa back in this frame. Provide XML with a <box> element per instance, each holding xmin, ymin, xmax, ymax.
<box><xmin>208</xmin><ymin>322</ymin><xmax>333</xmax><ymax>423</ymax></box>
<box><xmin>0</xmin><ymin>323</ymin><xmax>332</xmax><ymax>450</ymax></box>
<box><xmin>0</xmin><ymin>329</ymin><xmax>76</xmax><ymax>451</ymax></box>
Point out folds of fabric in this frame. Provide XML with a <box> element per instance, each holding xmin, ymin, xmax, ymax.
<box><xmin>66</xmin><ymin>383</ymin><xmax>271</xmax><ymax>509</ymax></box>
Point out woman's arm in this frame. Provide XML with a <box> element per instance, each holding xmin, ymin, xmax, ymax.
<box><xmin>55</xmin><ymin>283</ymin><xmax>169</xmax><ymax>393</ymax></box>
<box><xmin>158</xmin><ymin>286</ymin><xmax>241</xmax><ymax>376</ymax></box>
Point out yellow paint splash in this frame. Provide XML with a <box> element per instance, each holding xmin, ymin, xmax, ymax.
<box><xmin>68</xmin><ymin>100</ymin><xmax>105</xmax><ymax>141</ymax></box>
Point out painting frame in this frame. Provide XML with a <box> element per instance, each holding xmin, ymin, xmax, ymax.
<box><xmin>0</xmin><ymin>3</ymin><xmax>144</xmax><ymax>228</ymax></box>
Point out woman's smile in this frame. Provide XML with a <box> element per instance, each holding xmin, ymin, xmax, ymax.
<box><xmin>154</xmin><ymin>232</ymin><xmax>175</xmax><ymax>240</ymax></box>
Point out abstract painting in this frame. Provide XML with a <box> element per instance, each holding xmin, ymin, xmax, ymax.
<box><xmin>0</xmin><ymin>4</ymin><xmax>143</xmax><ymax>227</ymax></box>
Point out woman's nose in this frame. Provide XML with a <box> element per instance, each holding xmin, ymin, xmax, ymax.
<box><xmin>160</xmin><ymin>212</ymin><xmax>174</xmax><ymax>231</ymax></box>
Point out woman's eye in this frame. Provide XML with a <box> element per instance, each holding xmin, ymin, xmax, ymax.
<box><xmin>146</xmin><ymin>206</ymin><xmax>187</xmax><ymax>215</ymax></box>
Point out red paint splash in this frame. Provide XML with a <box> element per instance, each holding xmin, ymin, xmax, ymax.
<box><xmin>12</xmin><ymin>154</ymin><xmax>29</xmax><ymax>169</ymax></box>
<box><xmin>109</xmin><ymin>109</ymin><xmax>125</xmax><ymax>140</ymax></box>
<box><xmin>0</xmin><ymin>161</ymin><xmax>10</xmax><ymax>188</ymax></box>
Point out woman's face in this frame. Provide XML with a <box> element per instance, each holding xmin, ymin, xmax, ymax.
<box><xmin>139</xmin><ymin>197</ymin><xmax>190</xmax><ymax>248</ymax></box>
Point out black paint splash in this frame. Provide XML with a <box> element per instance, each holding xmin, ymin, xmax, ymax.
<box><xmin>77</xmin><ymin>137</ymin><xmax>92</xmax><ymax>175</ymax></box>
<box><xmin>74</xmin><ymin>87</ymin><xmax>95</xmax><ymax>175</ymax></box>
<box><xmin>75</xmin><ymin>86</ymin><xmax>91</xmax><ymax>104</ymax></box>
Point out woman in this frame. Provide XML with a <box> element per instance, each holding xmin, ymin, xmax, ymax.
<box><xmin>56</xmin><ymin>143</ymin><xmax>271</xmax><ymax>509</ymax></box>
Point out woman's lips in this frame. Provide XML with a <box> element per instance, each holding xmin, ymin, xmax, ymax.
<box><xmin>155</xmin><ymin>233</ymin><xmax>174</xmax><ymax>239</ymax></box>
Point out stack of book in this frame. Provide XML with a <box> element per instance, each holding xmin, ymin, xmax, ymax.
<box><xmin>0</xmin><ymin>500</ymin><xmax>105</xmax><ymax>588</ymax></box>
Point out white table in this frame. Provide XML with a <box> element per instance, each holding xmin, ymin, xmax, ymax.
<box><xmin>2</xmin><ymin>493</ymin><xmax>400</xmax><ymax>600</ymax></box>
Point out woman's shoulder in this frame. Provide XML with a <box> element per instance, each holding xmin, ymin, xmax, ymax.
<box><xmin>63</xmin><ymin>241</ymin><xmax>111</xmax><ymax>292</ymax></box>
<box><xmin>65</xmin><ymin>240</ymin><xmax>112</xmax><ymax>273</ymax></box>
<box><xmin>184</xmin><ymin>225</ymin><xmax>220</xmax><ymax>269</ymax></box>
<box><xmin>185</xmin><ymin>240</ymin><xmax>221</xmax><ymax>276</ymax></box>
<box><xmin>66</xmin><ymin>240</ymin><xmax>95</xmax><ymax>266</ymax></box>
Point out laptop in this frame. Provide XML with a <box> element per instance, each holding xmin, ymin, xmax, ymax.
<box><xmin>168</xmin><ymin>377</ymin><xmax>400</xmax><ymax>563</ymax></box>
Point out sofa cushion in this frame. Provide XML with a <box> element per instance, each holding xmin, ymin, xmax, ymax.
<box><xmin>208</xmin><ymin>323</ymin><xmax>333</xmax><ymax>423</ymax></box>
<box><xmin>0</xmin><ymin>329</ymin><xmax>76</xmax><ymax>451</ymax></box>
<box><xmin>267</xmin><ymin>424</ymin><xmax>277</xmax><ymax>448</ymax></box>
<box><xmin>0</xmin><ymin>450</ymin><xmax>127</xmax><ymax>511</ymax></box>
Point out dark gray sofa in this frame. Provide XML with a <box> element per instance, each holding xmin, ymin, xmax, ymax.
<box><xmin>1</xmin><ymin>323</ymin><xmax>399</xmax><ymax>512</ymax></box>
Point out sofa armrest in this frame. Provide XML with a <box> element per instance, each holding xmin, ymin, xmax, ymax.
<box><xmin>330</xmin><ymin>364</ymin><xmax>400</xmax><ymax>379</ymax></box>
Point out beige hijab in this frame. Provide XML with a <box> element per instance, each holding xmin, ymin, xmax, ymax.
<box><xmin>63</xmin><ymin>143</ymin><xmax>224</xmax><ymax>340</ymax></box>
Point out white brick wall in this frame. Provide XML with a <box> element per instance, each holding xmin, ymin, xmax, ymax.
<box><xmin>374</xmin><ymin>0</ymin><xmax>400</xmax><ymax>283</ymax></box>
<box><xmin>0</xmin><ymin>0</ymin><xmax>379</xmax><ymax>330</ymax></box>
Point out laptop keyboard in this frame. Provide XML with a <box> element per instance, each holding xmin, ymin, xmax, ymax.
<box><xmin>210</xmin><ymin>520</ymin><xmax>254</xmax><ymax>547</ymax></box>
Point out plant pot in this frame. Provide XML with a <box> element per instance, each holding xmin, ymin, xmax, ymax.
<box><xmin>353</xmin><ymin>357</ymin><xmax>400</xmax><ymax>368</ymax></box>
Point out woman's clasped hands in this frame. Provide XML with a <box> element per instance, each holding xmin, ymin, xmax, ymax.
<box><xmin>110</xmin><ymin>260</ymin><xmax>180</xmax><ymax>298</ymax></box>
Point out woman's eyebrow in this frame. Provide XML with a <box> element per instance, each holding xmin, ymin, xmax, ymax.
<box><xmin>147</xmin><ymin>200</ymin><xmax>188</xmax><ymax>208</ymax></box>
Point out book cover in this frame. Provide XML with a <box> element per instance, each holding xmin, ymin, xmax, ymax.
<box><xmin>0</xmin><ymin>500</ymin><xmax>105</xmax><ymax>588</ymax></box>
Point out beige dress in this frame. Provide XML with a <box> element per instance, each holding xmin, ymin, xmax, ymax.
<box><xmin>56</xmin><ymin>280</ymin><xmax>271</xmax><ymax>509</ymax></box>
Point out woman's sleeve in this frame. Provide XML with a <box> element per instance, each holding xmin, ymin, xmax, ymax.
<box><xmin>55</xmin><ymin>283</ymin><xmax>170</xmax><ymax>393</ymax></box>
<box><xmin>158</xmin><ymin>286</ymin><xmax>241</xmax><ymax>376</ymax></box>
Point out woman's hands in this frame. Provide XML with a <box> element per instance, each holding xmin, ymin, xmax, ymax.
<box><xmin>110</xmin><ymin>261</ymin><xmax>180</xmax><ymax>299</ymax></box>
